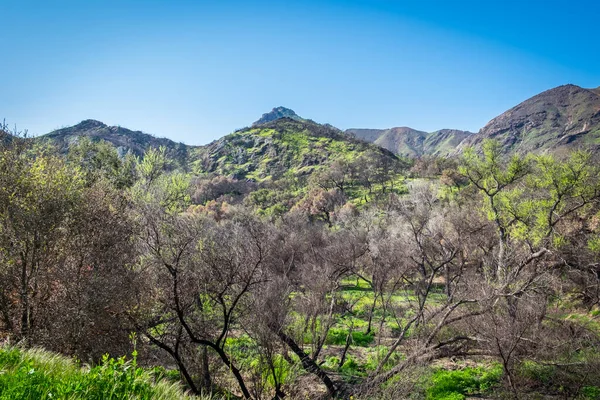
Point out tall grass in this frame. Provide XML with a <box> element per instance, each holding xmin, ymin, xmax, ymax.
<box><xmin>0</xmin><ymin>345</ymin><xmax>214</xmax><ymax>399</ymax></box>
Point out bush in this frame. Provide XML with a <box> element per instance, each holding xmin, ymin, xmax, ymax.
<box><xmin>339</xmin><ymin>356</ymin><xmax>367</xmax><ymax>377</ymax></box>
<box><xmin>518</xmin><ymin>359</ymin><xmax>600</xmax><ymax>398</ymax></box>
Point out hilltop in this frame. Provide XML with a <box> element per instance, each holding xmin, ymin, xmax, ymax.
<box><xmin>349</xmin><ymin>84</ymin><xmax>600</xmax><ymax>157</ymax></box>
<box><xmin>252</xmin><ymin>106</ymin><xmax>307</xmax><ymax>126</ymax></box>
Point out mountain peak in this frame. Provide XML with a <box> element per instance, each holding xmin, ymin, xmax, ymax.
<box><xmin>76</xmin><ymin>119</ymin><xmax>107</xmax><ymax>129</ymax></box>
<box><xmin>252</xmin><ymin>107</ymin><xmax>304</xmax><ymax>126</ymax></box>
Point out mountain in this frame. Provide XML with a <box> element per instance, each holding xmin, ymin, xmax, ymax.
<box><xmin>252</xmin><ymin>107</ymin><xmax>306</xmax><ymax>126</ymax></box>
<box><xmin>347</xmin><ymin>127</ymin><xmax>474</xmax><ymax>157</ymax></box>
<box><xmin>457</xmin><ymin>84</ymin><xmax>600</xmax><ymax>155</ymax></box>
<box><xmin>350</xmin><ymin>84</ymin><xmax>600</xmax><ymax>157</ymax></box>
<box><xmin>39</xmin><ymin>119</ymin><xmax>191</xmax><ymax>158</ymax></box>
<box><xmin>194</xmin><ymin>117</ymin><xmax>401</xmax><ymax>181</ymax></box>
<box><xmin>33</xmin><ymin>83</ymin><xmax>600</xmax><ymax>168</ymax></box>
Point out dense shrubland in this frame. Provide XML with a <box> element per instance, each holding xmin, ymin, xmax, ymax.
<box><xmin>1</xmin><ymin>126</ymin><xmax>600</xmax><ymax>399</ymax></box>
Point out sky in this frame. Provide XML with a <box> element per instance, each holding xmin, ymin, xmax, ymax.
<box><xmin>1</xmin><ymin>0</ymin><xmax>599</xmax><ymax>145</ymax></box>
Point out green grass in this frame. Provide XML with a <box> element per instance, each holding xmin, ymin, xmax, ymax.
<box><xmin>325</xmin><ymin>328</ymin><xmax>374</xmax><ymax>347</ymax></box>
<box><xmin>364</xmin><ymin>346</ymin><xmax>404</xmax><ymax>372</ymax></box>
<box><xmin>518</xmin><ymin>359</ymin><xmax>600</xmax><ymax>398</ymax></box>
<box><xmin>0</xmin><ymin>346</ymin><xmax>201</xmax><ymax>400</ymax></box>
<box><xmin>424</xmin><ymin>364</ymin><xmax>502</xmax><ymax>400</ymax></box>
<box><xmin>224</xmin><ymin>335</ymin><xmax>299</xmax><ymax>391</ymax></box>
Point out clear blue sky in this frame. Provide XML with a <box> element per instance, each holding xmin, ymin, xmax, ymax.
<box><xmin>2</xmin><ymin>0</ymin><xmax>599</xmax><ymax>145</ymax></box>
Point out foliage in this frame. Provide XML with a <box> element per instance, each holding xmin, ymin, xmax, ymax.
<box><xmin>194</xmin><ymin>118</ymin><xmax>407</xmax><ymax>214</ymax></box>
<box><xmin>67</xmin><ymin>137</ymin><xmax>136</xmax><ymax>188</ymax></box>
<box><xmin>2</xmin><ymin>127</ymin><xmax>600</xmax><ymax>400</ymax></box>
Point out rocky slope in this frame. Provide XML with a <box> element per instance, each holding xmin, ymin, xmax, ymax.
<box><xmin>350</xmin><ymin>84</ymin><xmax>600</xmax><ymax>157</ymax></box>
<box><xmin>456</xmin><ymin>84</ymin><xmax>600</xmax><ymax>155</ymax></box>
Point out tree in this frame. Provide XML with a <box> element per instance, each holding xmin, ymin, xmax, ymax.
<box><xmin>133</xmin><ymin>198</ymin><xmax>270</xmax><ymax>397</ymax></box>
<box><xmin>294</xmin><ymin>188</ymin><xmax>345</xmax><ymax>227</ymax></box>
<box><xmin>67</xmin><ymin>137</ymin><xmax>136</xmax><ymax>189</ymax></box>
<box><xmin>0</xmin><ymin>140</ymin><xmax>84</xmax><ymax>341</ymax></box>
<box><xmin>0</xmin><ymin>137</ymin><xmax>137</xmax><ymax>361</ymax></box>
<box><xmin>457</xmin><ymin>142</ymin><xmax>600</xmax><ymax>396</ymax></box>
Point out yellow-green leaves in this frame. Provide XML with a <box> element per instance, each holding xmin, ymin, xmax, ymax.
<box><xmin>461</xmin><ymin>141</ymin><xmax>600</xmax><ymax>249</ymax></box>
<box><xmin>137</xmin><ymin>146</ymin><xmax>168</xmax><ymax>184</ymax></box>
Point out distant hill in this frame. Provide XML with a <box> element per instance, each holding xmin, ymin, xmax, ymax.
<box><xmin>194</xmin><ymin>117</ymin><xmax>401</xmax><ymax>181</ymax></box>
<box><xmin>347</xmin><ymin>127</ymin><xmax>474</xmax><ymax>157</ymax></box>
<box><xmin>350</xmin><ymin>84</ymin><xmax>600</xmax><ymax>157</ymax></box>
<box><xmin>457</xmin><ymin>84</ymin><xmax>600</xmax><ymax>155</ymax></box>
<box><xmin>38</xmin><ymin>119</ymin><xmax>193</xmax><ymax>164</ymax></box>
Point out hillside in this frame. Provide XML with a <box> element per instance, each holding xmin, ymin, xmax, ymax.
<box><xmin>39</xmin><ymin>119</ymin><xmax>192</xmax><ymax>162</ymax></box>
<box><xmin>194</xmin><ymin>117</ymin><xmax>401</xmax><ymax>181</ymax></box>
<box><xmin>457</xmin><ymin>84</ymin><xmax>600</xmax><ymax>155</ymax></box>
<box><xmin>347</xmin><ymin>127</ymin><xmax>473</xmax><ymax>157</ymax></box>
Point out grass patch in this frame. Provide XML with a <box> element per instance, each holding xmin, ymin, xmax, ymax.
<box><xmin>424</xmin><ymin>364</ymin><xmax>502</xmax><ymax>400</ymax></box>
<box><xmin>325</xmin><ymin>328</ymin><xmax>374</xmax><ymax>347</ymax></box>
<box><xmin>0</xmin><ymin>346</ymin><xmax>198</xmax><ymax>400</ymax></box>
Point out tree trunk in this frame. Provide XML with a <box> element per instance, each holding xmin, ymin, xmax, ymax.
<box><xmin>212</xmin><ymin>345</ymin><xmax>252</xmax><ymax>399</ymax></box>
<box><xmin>20</xmin><ymin>258</ymin><xmax>30</xmax><ymax>340</ymax></box>
<box><xmin>338</xmin><ymin>326</ymin><xmax>353</xmax><ymax>370</ymax></box>
<box><xmin>200</xmin><ymin>345</ymin><xmax>211</xmax><ymax>391</ymax></box>
<box><xmin>273</xmin><ymin>328</ymin><xmax>338</xmax><ymax>398</ymax></box>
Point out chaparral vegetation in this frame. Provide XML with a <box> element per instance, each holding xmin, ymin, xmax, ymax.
<box><xmin>1</xmin><ymin>107</ymin><xmax>600</xmax><ymax>400</ymax></box>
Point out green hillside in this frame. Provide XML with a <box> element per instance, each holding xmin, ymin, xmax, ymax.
<box><xmin>194</xmin><ymin>118</ymin><xmax>401</xmax><ymax>182</ymax></box>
